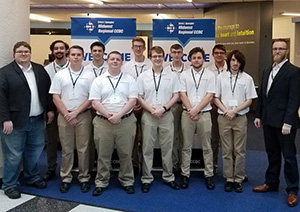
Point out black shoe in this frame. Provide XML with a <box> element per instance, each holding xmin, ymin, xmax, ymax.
<box><xmin>124</xmin><ymin>185</ymin><xmax>135</xmax><ymax>194</ymax></box>
<box><xmin>43</xmin><ymin>170</ymin><xmax>56</xmax><ymax>182</ymax></box>
<box><xmin>224</xmin><ymin>181</ymin><xmax>234</xmax><ymax>192</ymax></box>
<box><xmin>164</xmin><ymin>181</ymin><xmax>180</xmax><ymax>190</ymax></box>
<box><xmin>234</xmin><ymin>182</ymin><xmax>243</xmax><ymax>193</ymax></box>
<box><xmin>180</xmin><ymin>175</ymin><xmax>189</xmax><ymax>189</ymax></box>
<box><xmin>205</xmin><ymin>177</ymin><xmax>215</xmax><ymax>190</ymax></box>
<box><xmin>60</xmin><ymin>182</ymin><xmax>71</xmax><ymax>193</ymax></box>
<box><xmin>28</xmin><ymin>179</ymin><xmax>47</xmax><ymax>189</ymax></box>
<box><xmin>4</xmin><ymin>187</ymin><xmax>21</xmax><ymax>199</ymax></box>
<box><xmin>141</xmin><ymin>183</ymin><xmax>150</xmax><ymax>193</ymax></box>
<box><xmin>92</xmin><ymin>187</ymin><xmax>105</xmax><ymax>196</ymax></box>
<box><xmin>243</xmin><ymin>176</ymin><xmax>248</xmax><ymax>183</ymax></box>
<box><xmin>81</xmin><ymin>182</ymin><xmax>91</xmax><ymax>193</ymax></box>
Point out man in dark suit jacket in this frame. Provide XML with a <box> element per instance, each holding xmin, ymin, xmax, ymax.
<box><xmin>253</xmin><ymin>39</ymin><xmax>300</xmax><ymax>207</ymax></box>
<box><xmin>0</xmin><ymin>41</ymin><xmax>54</xmax><ymax>199</ymax></box>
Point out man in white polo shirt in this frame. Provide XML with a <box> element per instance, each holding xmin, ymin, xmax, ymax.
<box><xmin>49</xmin><ymin>45</ymin><xmax>94</xmax><ymax>194</ymax></box>
<box><xmin>138</xmin><ymin>46</ymin><xmax>180</xmax><ymax>193</ymax></box>
<box><xmin>90</xmin><ymin>51</ymin><xmax>138</xmax><ymax>196</ymax></box>
<box><xmin>44</xmin><ymin>40</ymin><xmax>70</xmax><ymax>182</ymax></box>
<box><xmin>85</xmin><ymin>41</ymin><xmax>108</xmax><ymax>78</ymax></box>
<box><xmin>214</xmin><ymin>50</ymin><xmax>257</xmax><ymax>193</ymax></box>
<box><xmin>180</xmin><ymin>47</ymin><xmax>216</xmax><ymax>190</ymax></box>
<box><xmin>206</xmin><ymin>44</ymin><xmax>227</xmax><ymax>175</ymax></box>
<box><xmin>164</xmin><ymin>43</ymin><xmax>188</xmax><ymax>174</ymax></box>
<box><xmin>122</xmin><ymin>37</ymin><xmax>152</xmax><ymax>176</ymax></box>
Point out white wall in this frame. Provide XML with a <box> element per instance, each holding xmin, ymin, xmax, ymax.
<box><xmin>30</xmin><ymin>35</ymin><xmax>71</xmax><ymax>65</ymax></box>
<box><xmin>273</xmin><ymin>16</ymin><xmax>296</xmax><ymax>63</ymax></box>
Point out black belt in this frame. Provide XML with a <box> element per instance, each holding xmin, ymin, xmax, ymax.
<box><xmin>68</xmin><ymin>108</ymin><xmax>90</xmax><ymax>114</ymax></box>
<box><xmin>183</xmin><ymin>108</ymin><xmax>210</xmax><ymax>114</ymax></box>
<box><xmin>221</xmin><ymin>114</ymin><xmax>244</xmax><ymax>117</ymax></box>
<box><xmin>97</xmin><ymin>111</ymin><xmax>133</xmax><ymax>120</ymax></box>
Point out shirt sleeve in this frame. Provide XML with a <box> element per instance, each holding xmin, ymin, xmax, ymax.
<box><xmin>245</xmin><ymin>76</ymin><xmax>258</xmax><ymax>99</ymax></box>
<box><xmin>89</xmin><ymin>78</ymin><xmax>101</xmax><ymax>100</ymax></box>
<box><xmin>49</xmin><ymin>74</ymin><xmax>61</xmax><ymax>94</ymax></box>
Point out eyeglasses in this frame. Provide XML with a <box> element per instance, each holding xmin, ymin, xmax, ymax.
<box><xmin>15</xmin><ymin>51</ymin><xmax>31</xmax><ymax>54</ymax></box>
<box><xmin>133</xmin><ymin>45</ymin><xmax>144</xmax><ymax>49</ymax></box>
<box><xmin>213</xmin><ymin>51</ymin><xmax>225</xmax><ymax>55</ymax></box>
<box><xmin>272</xmin><ymin>48</ymin><xmax>287</xmax><ymax>51</ymax></box>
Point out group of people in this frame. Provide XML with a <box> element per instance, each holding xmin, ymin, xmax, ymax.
<box><xmin>0</xmin><ymin>37</ymin><xmax>299</xmax><ymax>207</ymax></box>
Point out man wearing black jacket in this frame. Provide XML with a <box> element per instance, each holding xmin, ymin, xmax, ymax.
<box><xmin>0</xmin><ymin>41</ymin><xmax>54</xmax><ymax>199</ymax></box>
<box><xmin>253</xmin><ymin>39</ymin><xmax>300</xmax><ymax>207</ymax></box>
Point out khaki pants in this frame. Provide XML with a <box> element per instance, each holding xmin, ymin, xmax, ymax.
<box><xmin>141</xmin><ymin>111</ymin><xmax>175</xmax><ymax>184</ymax></box>
<box><xmin>181</xmin><ymin>111</ymin><xmax>213</xmax><ymax>177</ymax></box>
<box><xmin>94</xmin><ymin>114</ymin><xmax>136</xmax><ymax>188</ymax></box>
<box><xmin>58</xmin><ymin>110</ymin><xmax>92</xmax><ymax>183</ymax></box>
<box><xmin>218</xmin><ymin>115</ymin><xmax>247</xmax><ymax>183</ymax></box>
<box><xmin>171</xmin><ymin>102</ymin><xmax>183</xmax><ymax>170</ymax></box>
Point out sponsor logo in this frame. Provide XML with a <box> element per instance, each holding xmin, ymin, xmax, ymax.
<box><xmin>84</xmin><ymin>21</ymin><xmax>95</xmax><ymax>33</ymax></box>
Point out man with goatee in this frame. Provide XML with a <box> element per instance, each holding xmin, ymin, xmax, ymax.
<box><xmin>253</xmin><ymin>39</ymin><xmax>300</xmax><ymax>207</ymax></box>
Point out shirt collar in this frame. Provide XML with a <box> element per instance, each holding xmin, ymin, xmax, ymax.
<box><xmin>272</xmin><ymin>59</ymin><xmax>288</xmax><ymax>70</ymax></box>
<box><xmin>17</xmin><ymin>62</ymin><xmax>32</xmax><ymax>72</ymax></box>
<box><xmin>191</xmin><ymin>66</ymin><xmax>205</xmax><ymax>74</ymax></box>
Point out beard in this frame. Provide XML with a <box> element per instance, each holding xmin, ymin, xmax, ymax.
<box><xmin>273</xmin><ymin>54</ymin><xmax>285</xmax><ymax>64</ymax></box>
<box><xmin>54</xmin><ymin>53</ymin><xmax>64</xmax><ymax>60</ymax></box>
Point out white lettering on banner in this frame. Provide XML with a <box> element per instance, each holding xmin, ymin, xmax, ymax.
<box><xmin>99</xmin><ymin>29</ymin><xmax>113</xmax><ymax>33</ymax></box>
<box><xmin>98</xmin><ymin>24</ymin><xmax>113</xmax><ymax>28</ymax></box>
<box><xmin>178</xmin><ymin>26</ymin><xmax>193</xmax><ymax>30</ymax></box>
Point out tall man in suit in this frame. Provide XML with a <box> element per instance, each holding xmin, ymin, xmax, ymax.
<box><xmin>0</xmin><ymin>41</ymin><xmax>54</xmax><ymax>199</ymax></box>
<box><xmin>253</xmin><ymin>39</ymin><xmax>300</xmax><ymax>207</ymax></box>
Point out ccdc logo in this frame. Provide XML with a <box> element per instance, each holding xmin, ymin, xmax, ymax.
<box><xmin>166</xmin><ymin>23</ymin><xmax>175</xmax><ymax>34</ymax></box>
<box><xmin>84</xmin><ymin>21</ymin><xmax>95</xmax><ymax>33</ymax></box>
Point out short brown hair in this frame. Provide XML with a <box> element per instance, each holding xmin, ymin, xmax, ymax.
<box><xmin>132</xmin><ymin>37</ymin><xmax>145</xmax><ymax>47</ymax></box>
<box><xmin>149</xmin><ymin>46</ymin><xmax>165</xmax><ymax>58</ymax></box>
<box><xmin>212</xmin><ymin>44</ymin><xmax>226</xmax><ymax>54</ymax></box>
<box><xmin>13</xmin><ymin>41</ymin><xmax>31</xmax><ymax>54</ymax></box>
<box><xmin>170</xmin><ymin>44</ymin><xmax>183</xmax><ymax>51</ymax></box>
<box><xmin>68</xmin><ymin>45</ymin><xmax>84</xmax><ymax>55</ymax></box>
<box><xmin>107</xmin><ymin>51</ymin><xmax>122</xmax><ymax>60</ymax></box>
<box><xmin>189</xmin><ymin>47</ymin><xmax>205</xmax><ymax>59</ymax></box>
<box><xmin>272</xmin><ymin>38</ymin><xmax>288</xmax><ymax>49</ymax></box>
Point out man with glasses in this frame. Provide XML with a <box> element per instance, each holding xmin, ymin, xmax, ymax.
<box><xmin>206</xmin><ymin>44</ymin><xmax>227</xmax><ymax>175</ymax></box>
<box><xmin>253</xmin><ymin>39</ymin><xmax>300</xmax><ymax>207</ymax></box>
<box><xmin>0</xmin><ymin>41</ymin><xmax>54</xmax><ymax>199</ymax></box>
<box><xmin>122</xmin><ymin>37</ymin><xmax>152</xmax><ymax>176</ymax></box>
<box><xmin>138</xmin><ymin>46</ymin><xmax>180</xmax><ymax>193</ymax></box>
<box><xmin>165</xmin><ymin>44</ymin><xmax>188</xmax><ymax>174</ymax></box>
<box><xmin>44</xmin><ymin>40</ymin><xmax>70</xmax><ymax>182</ymax></box>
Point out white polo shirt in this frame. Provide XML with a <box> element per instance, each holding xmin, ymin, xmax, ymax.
<box><xmin>45</xmin><ymin>60</ymin><xmax>70</xmax><ymax>81</ymax></box>
<box><xmin>89</xmin><ymin>71</ymin><xmax>138</xmax><ymax>114</ymax></box>
<box><xmin>137</xmin><ymin>68</ymin><xmax>179</xmax><ymax>107</ymax></box>
<box><xmin>84</xmin><ymin>61</ymin><xmax>108</xmax><ymax>79</ymax></box>
<box><xmin>49</xmin><ymin>66</ymin><xmax>95</xmax><ymax>111</ymax></box>
<box><xmin>18</xmin><ymin>63</ymin><xmax>43</xmax><ymax>116</ymax></box>
<box><xmin>215</xmin><ymin>71</ymin><xmax>257</xmax><ymax>115</ymax></box>
<box><xmin>180</xmin><ymin>67</ymin><xmax>215</xmax><ymax>111</ymax></box>
<box><xmin>164</xmin><ymin>62</ymin><xmax>189</xmax><ymax>79</ymax></box>
<box><xmin>122</xmin><ymin>57</ymin><xmax>152</xmax><ymax>80</ymax></box>
<box><xmin>206</xmin><ymin>62</ymin><xmax>228</xmax><ymax>78</ymax></box>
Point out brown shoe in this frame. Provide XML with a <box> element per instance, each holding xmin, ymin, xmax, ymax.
<box><xmin>287</xmin><ymin>194</ymin><xmax>298</xmax><ymax>207</ymax></box>
<box><xmin>253</xmin><ymin>184</ymin><xmax>278</xmax><ymax>192</ymax></box>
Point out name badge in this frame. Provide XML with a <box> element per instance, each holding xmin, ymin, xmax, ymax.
<box><xmin>110</xmin><ymin>95</ymin><xmax>122</xmax><ymax>104</ymax></box>
<box><xmin>192</xmin><ymin>95</ymin><xmax>201</xmax><ymax>105</ymax></box>
<box><xmin>153</xmin><ymin>97</ymin><xmax>162</xmax><ymax>107</ymax></box>
<box><xmin>228</xmin><ymin>99</ymin><xmax>238</xmax><ymax>107</ymax></box>
<box><xmin>69</xmin><ymin>89</ymin><xmax>79</xmax><ymax>100</ymax></box>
